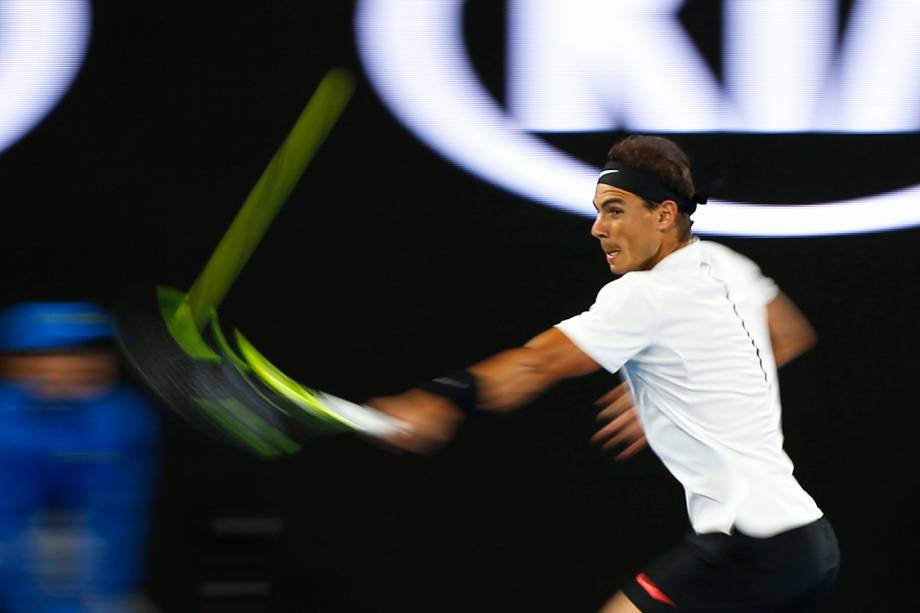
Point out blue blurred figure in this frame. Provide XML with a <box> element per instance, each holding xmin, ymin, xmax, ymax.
<box><xmin>0</xmin><ymin>302</ymin><xmax>159</xmax><ymax>612</ymax></box>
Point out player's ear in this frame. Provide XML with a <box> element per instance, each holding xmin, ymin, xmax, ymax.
<box><xmin>657</xmin><ymin>200</ymin><xmax>679</xmax><ymax>230</ymax></box>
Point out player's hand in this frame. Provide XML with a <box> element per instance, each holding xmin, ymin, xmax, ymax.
<box><xmin>591</xmin><ymin>381</ymin><xmax>647</xmax><ymax>461</ymax></box>
<box><xmin>368</xmin><ymin>389</ymin><xmax>465</xmax><ymax>454</ymax></box>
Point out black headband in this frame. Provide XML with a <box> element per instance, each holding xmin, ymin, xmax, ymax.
<box><xmin>597</xmin><ymin>161</ymin><xmax>707</xmax><ymax>214</ymax></box>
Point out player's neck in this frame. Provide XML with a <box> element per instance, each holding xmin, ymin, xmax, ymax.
<box><xmin>649</xmin><ymin>235</ymin><xmax>695</xmax><ymax>269</ymax></box>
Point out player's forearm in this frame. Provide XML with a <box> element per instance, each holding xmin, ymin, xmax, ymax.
<box><xmin>467</xmin><ymin>328</ymin><xmax>600</xmax><ymax>411</ymax></box>
<box><xmin>772</xmin><ymin>331</ymin><xmax>817</xmax><ymax>368</ymax></box>
<box><xmin>410</xmin><ymin>329</ymin><xmax>598</xmax><ymax>415</ymax></box>
<box><xmin>468</xmin><ymin>347</ymin><xmax>560</xmax><ymax>411</ymax></box>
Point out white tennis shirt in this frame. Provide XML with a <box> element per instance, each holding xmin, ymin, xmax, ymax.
<box><xmin>556</xmin><ymin>239</ymin><xmax>822</xmax><ymax>537</ymax></box>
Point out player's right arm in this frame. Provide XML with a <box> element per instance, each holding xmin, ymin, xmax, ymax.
<box><xmin>766</xmin><ymin>291</ymin><xmax>817</xmax><ymax>367</ymax></box>
<box><xmin>594</xmin><ymin>291</ymin><xmax>817</xmax><ymax>459</ymax></box>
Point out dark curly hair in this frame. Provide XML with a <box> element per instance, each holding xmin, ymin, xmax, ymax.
<box><xmin>607</xmin><ymin>135</ymin><xmax>696</xmax><ymax>237</ymax></box>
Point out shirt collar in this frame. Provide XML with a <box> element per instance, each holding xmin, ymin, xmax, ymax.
<box><xmin>652</xmin><ymin>237</ymin><xmax>702</xmax><ymax>274</ymax></box>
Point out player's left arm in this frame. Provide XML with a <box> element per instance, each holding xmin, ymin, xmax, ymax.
<box><xmin>469</xmin><ymin>327</ymin><xmax>601</xmax><ymax>410</ymax></box>
<box><xmin>370</xmin><ymin>328</ymin><xmax>600</xmax><ymax>453</ymax></box>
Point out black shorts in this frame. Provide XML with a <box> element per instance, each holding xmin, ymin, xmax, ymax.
<box><xmin>622</xmin><ymin>517</ymin><xmax>839</xmax><ymax>612</ymax></box>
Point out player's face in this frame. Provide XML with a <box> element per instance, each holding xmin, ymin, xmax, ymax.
<box><xmin>591</xmin><ymin>184</ymin><xmax>663</xmax><ymax>274</ymax></box>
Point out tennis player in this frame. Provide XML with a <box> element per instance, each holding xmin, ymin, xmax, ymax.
<box><xmin>370</xmin><ymin>135</ymin><xmax>839</xmax><ymax>611</ymax></box>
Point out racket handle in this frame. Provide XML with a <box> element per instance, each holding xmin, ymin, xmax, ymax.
<box><xmin>315</xmin><ymin>392</ymin><xmax>412</xmax><ymax>438</ymax></box>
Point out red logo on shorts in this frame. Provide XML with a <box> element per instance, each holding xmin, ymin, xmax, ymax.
<box><xmin>636</xmin><ymin>573</ymin><xmax>676</xmax><ymax>606</ymax></box>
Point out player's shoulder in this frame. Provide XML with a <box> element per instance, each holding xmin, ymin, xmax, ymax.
<box><xmin>698</xmin><ymin>240</ymin><xmax>761</xmax><ymax>273</ymax></box>
<box><xmin>698</xmin><ymin>240</ymin><xmax>779</xmax><ymax>305</ymax></box>
<box><xmin>599</xmin><ymin>269</ymin><xmax>653</xmax><ymax>292</ymax></box>
<box><xmin>698</xmin><ymin>239</ymin><xmax>748</xmax><ymax>261</ymax></box>
<box><xmin>595</xmin><ymin>270</ymin><xmax>660</xmax><ymax>308</ymax></box>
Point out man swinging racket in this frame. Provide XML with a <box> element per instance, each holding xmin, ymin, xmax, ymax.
<box><xmin>369</xmin><ymin>135</ymin><xmax>840</xmax><ymax>611</ymax></box>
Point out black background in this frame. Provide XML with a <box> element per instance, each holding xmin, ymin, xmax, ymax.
<box><xmin>2</xmin><ymin>1</ymin><xmax>918</xmax><ymax>611</ymax></box>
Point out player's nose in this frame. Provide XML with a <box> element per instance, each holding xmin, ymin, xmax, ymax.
<box><xmin>591</xmin><ymin>216</ymin><xmax>607</xmax><ymax>239</ymax></box>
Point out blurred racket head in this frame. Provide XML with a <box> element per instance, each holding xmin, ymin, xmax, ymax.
<box><xmin>113</xmin><ymin>286</ymin><xmax>408</xmax><ymax>457</ymax></box>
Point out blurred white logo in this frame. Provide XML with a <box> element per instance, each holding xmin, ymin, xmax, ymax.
<box><xmin>0</xmin><ymin>0</ymin><xmax>91</xmax><ymax>155</ymax></box>
<box><xmin>355</xmin><ymin>0</ymin><xmax>920</xmax><ymax>237</ymax></box>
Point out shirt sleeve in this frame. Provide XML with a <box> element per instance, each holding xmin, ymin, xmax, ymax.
<box><xmin>554</xmin><ymin>274</ymin><xmax>659</xmax><ymax>374</ymax></box>
<box><xmin>707</xmin><ymin>242</ymin><xmax>779</xmax><ymax>308</ymax></box>
<box><xmin>739</xmin><ymin>258</ymin><xmax>779</xmax><ymax>307</ymax></box>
